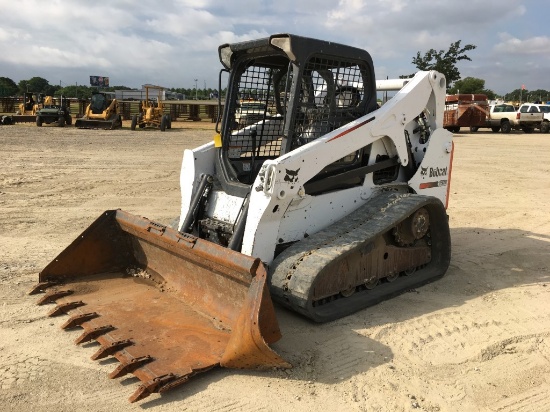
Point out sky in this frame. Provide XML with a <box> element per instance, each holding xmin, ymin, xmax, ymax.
<box><xmin>0</xmin><ymin>0</ymin><xmax>548</xmax><ymax>95</ymax></box>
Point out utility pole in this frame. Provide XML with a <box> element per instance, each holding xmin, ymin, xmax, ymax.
<box><xmin>194</xmin><ymin>79</ymin><xmax>198</xmax><ymax>100</ymax></box>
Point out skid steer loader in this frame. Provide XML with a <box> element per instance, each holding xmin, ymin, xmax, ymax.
<box><xmin>75</xmin><ymin>91</ymin><xmax>122</xmax><ymax>129</ymax></box>
<box><xmin>31</xmin><ymin>34</ymin><xmax>453</xmax><ymax>402</ymax></box>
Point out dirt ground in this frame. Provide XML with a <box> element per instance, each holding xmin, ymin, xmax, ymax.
<box><xmin>1</xmin><ymin>121</ymin><xmax>549</xmax><ymax>412</ymax></box>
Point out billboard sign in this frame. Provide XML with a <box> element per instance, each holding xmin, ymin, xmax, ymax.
<box><xmin>90</xmin><ymin>76</ymin><xmax>109</xmax><ymax>87</ymax></box>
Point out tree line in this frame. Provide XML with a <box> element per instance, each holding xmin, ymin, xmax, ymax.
<box><xmin>1</xmin><ymin>41</ymin><xmax>548</xmax><ymax>103</ymax></box>
<box><xmin>0</xmin><ymin>76</ymin><xmax>220</xmax><ymax>101</ymax></box>
<box><xmin>402</xmin><ymin>40</ymin><xmax>549</xmax><ymax>102</ymax></box>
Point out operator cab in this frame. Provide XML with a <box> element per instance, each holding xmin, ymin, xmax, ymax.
<box><xmin>24</xmin><ymin>93</ymin><xmax>36</xmax><ymax>111</ymax></box>
<box><xmin>91</xmin><ymin>92</ymin><xmax>108</xmax><ymax>114</ymax></box>
<box><xmin>216</xmin><ymin>34</ymin><xmax>379</xmax><ymax>197</ymax></box>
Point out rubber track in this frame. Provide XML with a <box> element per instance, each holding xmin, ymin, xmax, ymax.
<box><xmin>268</xmin><ymin>191</ymin><xmax>451</xmax><ymax>322</ymax></box>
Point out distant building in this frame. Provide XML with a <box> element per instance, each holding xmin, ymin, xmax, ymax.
<box><xmin>114</xmin><ymin>85</ymin><xmax>184</xmax><ymax>101</ymax></box>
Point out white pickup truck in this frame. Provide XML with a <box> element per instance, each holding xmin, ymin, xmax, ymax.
<box><xmin>234</xmin><ymin>101</ymin><xmax>270</xmax><ymax>128</ymax></box>
<box><xmin>517</xmin><ymin>103</ymin><xmax>550</xmax><ymax>133</ymax></box>
<box><xmin>517</xmin><ymin>103</ymin><xmax>546</xmax><ymax>133</ymax></box>
<box><xmin>486</xmin><ymin>103</ymin><xmax>519</xmax><ymax>133</ymax></box>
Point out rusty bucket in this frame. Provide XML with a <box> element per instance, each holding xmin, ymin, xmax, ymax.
<box><xmin>30</xmin><ymin>210</ymin><xmax>289</xmax><ymax>402</ymax></box>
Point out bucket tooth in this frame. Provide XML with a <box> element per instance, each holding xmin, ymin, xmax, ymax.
<box><xmin>128</xmin><ymin>374</ymin><xmax>177</xmax><ymax>403</ymax></box>
<box><xmin>36</xmin><ymin>290</ymin><xmax>73</xmax><ymax>305</ymax></box>
<box><xmin>74</xmin><ymin>325</ymin><xmax>115</xmax><ymax>345</ymax></box>
<box><xmin>61</xmin><ymin>312</ymin><xmax>99</xmax><ymax>329</ymax></box>
<box><xmin>29</xmin><ymin>281</ymin><xmax>58</xmax><ymax>295</ymax></box>
<box><xmin>157</xmin><ymin>374</ymin><xmax>191</xmax><ymax>393</ymax></box>
<box><xmin>48</xmin><ymin>301</ymin><xmax>85</xmax><ymax>317</ymax></box>
<box><xmin>91</xmin><ymin>339</ymin><xmax>133</xmax><ymax>360</ymax></box>
<box><xmin>109</xmin><ymin>355</ymin><xmax>153</xmax><ymax>379</ymax></box>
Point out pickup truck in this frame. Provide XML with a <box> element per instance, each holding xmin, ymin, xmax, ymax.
<box><xmin>234</xmin><ymin>101</ymin><xmax>270</xmax><ymax>128</ymax></box>
<box><xmin>517</xmin><ymin>103</ymin><xmax>545</xmax><ymax>133</ymax></box>
<box><xmin>486</xmin><ymin>103</ymin><xmax>519</xmax><ymax>133</ymax></box>
<box><xmin>516</xmin><ymin>103</ymin><xmax>550</xmax><ymax>133</ymax></box>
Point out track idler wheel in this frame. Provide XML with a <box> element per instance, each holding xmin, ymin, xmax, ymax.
<box><xmin>340</xmin><ymin>286</ymin><xmax>356</xmax><ymax>297</ymax></box>
<box><xmin>386</xmin><ymin>273</ymin><xmax>399</xmax><ymax>282</ymax></box>
<box><xmin>393</xmin><ymin>207</ymin><xmax>430</xmax><ymax>246</ymax></box>
<box><xmin>364</xmin><ymin>277</ymin><xmax>379</xmax><ymax>290</ymax></box>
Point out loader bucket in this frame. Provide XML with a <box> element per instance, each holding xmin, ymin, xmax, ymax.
<box><xmin>30</xmin><ymin>210</ymin><xmax>289</xmax><ymax>402</ymax></box>
<box><xmin>74</xmin><ymin>114</ymin><xmax>122</xmax><ymax>129</ymax></box>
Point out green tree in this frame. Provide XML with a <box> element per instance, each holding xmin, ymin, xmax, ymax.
<box><xmin>403</xmin><ymin>40</ymin><xmax>477</xmax><ymax>88</ymax></box>
<box><xmin>44</xmin><ymin>84</ymin><xmax>61</xmax><ymax>96</ymax></box>
<box><xmin>0</xmin><ymin>77</ymin><xmax>18</xmax><ymax>97</ymax></box>
<box><xmin>505</xmin><ymin>89</ymin><xmax>524</xmax><ymax>102</ymax></box>
<box><xmin>500</xmin><ymin>88</ymin><xmax>550</xmax><ymax>103</ymax></box>
<box><xmin>18</xmin><ymin>77</ymin><xmax>51</xmax><ymax>95</ymax></box>
<box><xmin>58</xmin><ymin>85</ymin><xmax>94</xmax><ymax>99</ymax></box>
<box><xmin>529</xmin><ymin>89</ymin><xmax>550</xmax><ymax>103</ymax></box>
<box><xmin>448</xmin><ymin>77</ymin><xmax>496</xmax><ymax>99</ymax></box>
<box><xmin>449</xmin><ymin>77</ymin><xmax>484</xmax><ymax>94</ymax></box>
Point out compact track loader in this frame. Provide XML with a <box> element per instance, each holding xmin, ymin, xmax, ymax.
<box><xmin>32</xmin><ymin>34</ymin><xmax>453</xmax><ymax>402</ymax></box>
<box><xmin>130</xmin><ymin>85</ymin><xmax>172</xmax><ymax>131</ymax></box>
<box><xmin>75</xmin><ymin>91</ymin><xmax>122</xmax><ymax>129</ymax></box>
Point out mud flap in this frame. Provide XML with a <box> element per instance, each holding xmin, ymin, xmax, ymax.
<box><xmin>30</xmin><ymin>210</ymin><xmax>289</xmax><ymax>402</ymax></box>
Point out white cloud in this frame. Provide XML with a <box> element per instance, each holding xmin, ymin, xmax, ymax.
<box><xmin>0</xmin><ymin>0</ymin><xmax>546</xmax><ymax>93</ymax></box>
<box><xmin>494</xmin><ymin>33</ymin><xmax>550</xmax><ymax>55</ymax></box>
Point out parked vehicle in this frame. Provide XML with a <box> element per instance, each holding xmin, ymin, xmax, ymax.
<box><xmin>443</xmin><ymin>94</ymin><xmax>488</xmax><ymax>133</ymax></box>
<box><xmin>13</xmin><ymin>92</ymin><xmax>44</xmax><ymax>123</ymax></box>
<box><xmin>517</xmin><ymin>103</ymin><xmax>550</xmax><ymax>133</ymax></box>
<box><xmin>234</xmin><ymin>100</ymin><xmax>270</xmax><ymax>128</ymax></box>
<box><xmin>130</xmin><ymin>85</ymin><xmax>172</xmax><ymax>131</ymax></box>
<box><xmin>36</xmin><ymin>96</ymin><xmax>72</xmax><ymax>127</ymax></box>
<box><xmin>75</xmin><ymin>91</ymin><xmax>122</xmax><ymax>129</ymax></box>
<box><xmin>517</xmin><ymin>103</ymin><xmax>545</xmax><ymax>133</ymax></box>
<box><xmin>486</xmin><ymin>103</ymin><xmax>519</xmax><ymax>133</ymax></box>
<box><xmin>31</xmin><ymin>33</ymin><xmax>453</xmax><ymax>402</ymax></box>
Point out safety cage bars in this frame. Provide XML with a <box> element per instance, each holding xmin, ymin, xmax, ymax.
<box><xmin>225</xmin><ymin>57</ymin><xmax>368</xmax><ymax>159</ymax></box>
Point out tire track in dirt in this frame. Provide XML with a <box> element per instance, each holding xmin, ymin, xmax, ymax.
<box><xmin>2</xmin><ymin>126</ymin><xmax>550</xmax><ymax>411</ymax></box>
<box><xmin>493</xmin><ymin>384</ymin><xmax>550</xmax><ymax>411</ymax></box>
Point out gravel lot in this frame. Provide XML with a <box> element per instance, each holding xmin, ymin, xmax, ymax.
<box><xmin>1</xmin><ymin>122</ymin><xmax>550</xmax><ymax>411</ymax></box>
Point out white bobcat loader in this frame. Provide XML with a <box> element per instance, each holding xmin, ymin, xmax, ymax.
<box><xmin>31</xmin><ymin>34</ymin><xmax>453</xmax><ymax>402</ymax></box>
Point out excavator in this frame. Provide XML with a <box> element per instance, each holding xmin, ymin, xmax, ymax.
<box><xmin>75</xmin><ymin>91</ymin><xmax>122</xmax><ymax>129</ymax></box>
<box><xmin>130</xmin><ymin>85</ymin><xmax>172</xmax><ymax>131</ymax></box>
<box><xmin>31</xmin><ymin>34</ymin><xmax>453</xmax><ymax>402</ymax></box>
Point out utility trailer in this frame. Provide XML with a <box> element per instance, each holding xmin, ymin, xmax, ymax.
<box><xmin>444</xmin><ymin>94</ymin><xmax>489</xmax><ymax>133</ymax></box>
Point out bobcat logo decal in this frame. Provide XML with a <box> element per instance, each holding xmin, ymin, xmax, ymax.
<box><xmin>284</xmin><ymin>168</ymin><xmax>300</xmax><ymax>183</ymax></box>
<box><xmin>420</xmin><ymin>166</ymin><xmax>428</xmax><ymax>176</ymax></box>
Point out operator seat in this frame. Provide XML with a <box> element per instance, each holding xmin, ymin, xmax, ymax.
<box><xmin>91</xmin><ymin>94</ymin><xmax>107</xmax><ymax>114</ymax></box>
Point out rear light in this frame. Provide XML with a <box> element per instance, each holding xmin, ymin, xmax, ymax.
<box><xmin>516</xmin><ymin>112</ymin><xmax>520</xmax><ymax>119</ymax></box>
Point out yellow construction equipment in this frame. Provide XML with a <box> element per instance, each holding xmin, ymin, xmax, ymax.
<box><xmin>130</xmin><ymin>85</ymin><xmax>172</xmax><ymax>131</ymax></box>
<box><xmin>75</xmin><ymin>91</ymin><xmax>122</xmax><ymax>129</ymax></box>
<box><xmin>14</xmin><ymin>92</ymin><xmax>44</xmax><ymax>122</ymax></box>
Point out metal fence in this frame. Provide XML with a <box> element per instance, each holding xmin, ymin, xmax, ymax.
<box><xmin>0</xmin><ymin>97</ymin><xmax>223</xmax><ymax>123</ymax></box>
